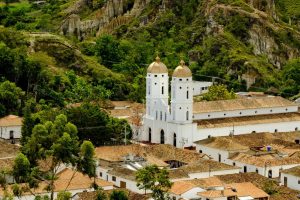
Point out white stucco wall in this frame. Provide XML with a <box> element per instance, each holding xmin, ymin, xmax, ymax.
<box><xmin>193</xmin><ymin>81</ymin><xmax>212</xmax><ymax>96</ymax></box>
<box><xmin>193</xmin><ymin>105</ymin><xmax>298</xmax><ymax>120</ymax></box>
<box><xmin>195</xmin><ymin>120</ymin><xmax>300</xmax><ymax>141</ymax></box>
<box><xmin>281</xmin><ymin>173</ymin><xmax>300</xmax><ymax>191</ymax></box>
<box><xmin>170</xmin><ymin>187</ymin><xmax>205</xmax><ymax>200</ymax></box>
<box><xmin>0</xmin><ymin>126</ymin><xmax>21</xmax><ymax>139</ymax></box>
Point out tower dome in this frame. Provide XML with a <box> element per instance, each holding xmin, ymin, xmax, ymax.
<box><xmin>147</xmin><ymin>56</ymin><xmax>168</xmax><ymax>73</ymax></box>
<box><xmin>172</xmin><ymin>60</ymin><xmax>192</xmax><ymax>77</ymax></box>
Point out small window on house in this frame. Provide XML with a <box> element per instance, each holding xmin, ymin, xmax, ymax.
<box><xmin>244</xmin><ymin>166</ymin><xmax>247</xmax><ymax>173</ymax></box>
<box><xmin>100</xmin><ymin>172</ymin><xmax>102</xmax><ymax>177</ymax></box>
<box><xmin>233</xmin><ymin>162</ymin><xmax>236</xmax><ymax>166</ymax></box>
<box><xmin>275</xmin><ymin>129</ymin><xmax>278</xmax><ymax>133</ymax></box>
<box><xmin>179</xmin><ymin>107</ymin><xmax>182</xmax><ymax>110</ymax></box>
<box><xmin>296</xmin><ymin>127</ymin><xmax>298</xmax><ymax>131</ymax></box>
<box><xmin>199</xmin><ymin>150</ymin><xmax>203</xmax><ymax>153</ymax></box>
<box><xmin>286</xmin><ymin>108</ymin><xmax>288</xmax><ymax>111</ymax></box>
<box><xmin>154</xmin><ymin>75</ymin><xmax>157</xmax><ymax>77</ymax></box>
<box><xmin>180</xmin><ymin>87</ymin><xmax>182</xmax><ymax>89</ymax></box>
<box><xmin>252</xmin><ymin>131</ymin><xmax>256</xmax><ymax>134</ymax></box>
<box><xmin>298</xmin><ymin>180</ymin><xmax>300</xmax><ymax>184</ymax></box>
<box><xmin>186</xmin><ymin>111</ymin><xmax>189</xmax><ymax>121</ymax></box>
<box><xmin>208</xmin><ymin>114</ymin><xmax>211</xmax><ymax>117</ymax></box>
<box><xmin>239</xmin><ymin>112</ymin><xmax>242</xmax><ymax>115</ymax></box>
<box><xmin>160</xmin><ymin>111</ymin><xmax>163</xmax><ymax>120</ymax></box>
<box><xmin>112</xmin><ymin>176</ymin><xmax>116</xmax><ymax>181</ymax></box>
<box><xmin>256</xmin><ymin>169</ymin><xmax>259</xmax><ymax>173</ymax></box>
<box><xmin>224</xmin><ymin>113</ymin><xmax>226</xmax><ymax>116</ymax></box>
<box><xmin>179</xmin><ymin>79</ymin><xmax>182</xmax><ymax>81</ymax></box>
<box><xmin>155</xmin><ymin>83</ymin><xmax>157</xmax><ymax>85</ymax></box>
<box><xmin>186</xmin><ymin>78</ymin><xmax>189</xmax><ymax>81</ymax></box>
<box><xmin>270</xmin><ymin>109</ymin><xmax>273</xmax><ymax>112</ymax></box>
<box><xmin>208</xmin><ymin>135</ymin><xmax>211</xmax><ymax>138</ymax></box>
<box><xmin>162</xmin><ymin>75</ymin><xmax>164</xmax><ymax>77</ymax></box>
<box><xmin>162</xmin><ymin>86</ymin><xmax>164</xmax><ymax>94</ymax></box>
<box><xmin>255</xmin><ymin>111</ymin><xmax>258</xmax><ymax>114</ymax></box>
<box><xmin>187</xmin><ymin>91</ymin><xmax>189</xmax><ymax>99</ymax></box>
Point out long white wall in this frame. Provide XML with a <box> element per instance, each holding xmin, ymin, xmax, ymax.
<box><xmin>194</xmin><ymin>105</ymin><xmax>298</xmax><ymax>120</ymax></box>
<box><xmin>195</xmin><ymin>120</ymin><xmax>300</xmax><ymax>141</ymax></box>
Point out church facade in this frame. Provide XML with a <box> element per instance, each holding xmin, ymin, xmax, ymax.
<box><xmin>140</xmin><ymin>57</ymin><xmax>300</xmax><ymax>148</ymax></box>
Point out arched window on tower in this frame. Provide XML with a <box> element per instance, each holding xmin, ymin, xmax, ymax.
<box><xmin>186</xmin><ymin>111</ymin><xmax>189</xmax><ymax>121</ymax></box>
<box><xmin>148</xmin><ymin>86</ymin><xmax>150</xmax><ymax>95</ymax></box>
<box><xmin>162</xmin><ymin>86</ymin><xmax>164</xmax><ymax>95</ymax></box>
<box><xmin>186</xmin><ymin>90</ymin><xmax>189</xmax><ymax>99</ymax></box>
<box><xmin>160</xmin><ymin>111</ymin><xmax>162</xmax><ymax>120</ymax></box>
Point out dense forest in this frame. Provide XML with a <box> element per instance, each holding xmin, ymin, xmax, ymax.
<box><xmin>0</xmin><ymin>0</ymin><xmax>300</xmax><ymax>144</ymax></box>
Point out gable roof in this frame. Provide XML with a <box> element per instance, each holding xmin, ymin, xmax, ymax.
<box><xmin>195</xmin><ymin>137</ymin><xmax>248</xmax><ymax>151</ymax></box>
<box><xmin>0</xmin><ymin>115</ymin><xmax>22</xmax><ymax>127</ymax></box>
<box><xmin>193</xmin><ymin>96</ymin><xmax>296</xmax><ymax>114</ymax></box>
<box><xmin>170</xmin><ymin>177</ymin><xmax>223</xmax><ymax>195</ymax></box>
<box><xmin>198</xmin><ymin>182</ymin><xmax>269</xmax><ymax>199</ymax></box>
<box><xmin>230</xmin><ymin>152</ymin><xmax>300</xmax><ymax>167</ymax></box>
<box><xmin>281</xmin><ymin>166</ymin><xmax>300</xmax><ymax>177</ymax></box>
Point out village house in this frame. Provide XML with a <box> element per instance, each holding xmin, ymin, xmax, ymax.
<box><xmin>169</xmin><ymin>177</ymin><xmax>269</xmax><ymax>200</ymax></box>
<box><xmin>0</xmin><ymin>168</ymin><xmax>113</xmax><ymax>200</ymax></box>
<box><xmin>197</xmin><ymin>182</ymin><xmax>269</xmax><ymax>200</ymax></box>
<box><xmin>0</xmin><ymin>115</ymin><xmax>22</xmax><ymax>142</ymax></box>
<box><xmin>194</xmin><ymin>132</ymin><xmax>300</xmax><ymax>178</ymax></box>
<box><xmin>140</xmin><ymin>58</ymin><xmax>300</xmax><ymax>148</ymax></box>
<box><xmin>280</xmin><ymin>166</ymin><xmax>300</xmax><ymax>191</ymax></box>
<box><xmin>94</xmin><ymin>144</ymin><xmax>240</xmax><ymax>194</ymax></box>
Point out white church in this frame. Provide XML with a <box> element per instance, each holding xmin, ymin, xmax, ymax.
<box><xmin>140</xmin><ymin>57</ymin><xmax>300</xmax><ymax>148</ymax></box>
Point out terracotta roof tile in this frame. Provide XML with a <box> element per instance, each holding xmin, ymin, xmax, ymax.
<box><xmin>193</xmin><ymin>96</ymin><xmax>296</xmax><ymax>114</ymax></box>
<box><xmin>0</xmin><ymin>115</ymin><xmax>22</xmax><ymax>127</ymax></box>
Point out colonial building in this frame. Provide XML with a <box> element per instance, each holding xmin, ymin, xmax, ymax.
<box><xmin>140</xmin><ymin>57</ymin><xmax>300</xmax><ymax>148</ymax></box>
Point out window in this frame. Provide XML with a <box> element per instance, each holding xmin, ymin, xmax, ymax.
<box><xmin>233</xmin><ymin>162</ymin><xmax>236</xmax><ymax>166</ymax></box>
<box><xmin>154</xmin><ymin>75</ymin><xmax>157</xmax><ymax>77</ymax></box>
<box><xmin>160</xmin><ymin>111</ymin><xmax>163</xmax><ymax>120</ymax></box>
<box><xmin>9</xmin><ymin>131</ymin><xmax>14</xmax><ymax>139</ymax></box>
<box><xmin>296</xmin><ymin>127</ymin><xmax>298</xmax><ymax>131</ymax></box>
<box><xmin>179</xmin><ymin>107</ymin><xmax>182</xmax><ymax>110</ymax></box>
<box><xmin>179</xmin><ymin>79</ymin><xmax>182</xmax><ymax>81</ymax></box>
<box><xmin>186</xmin><ymin>90</ymin><xmax>189</xmax><ymax>99</ymax></box>
<box><xmin>224</xmin><ymin>113</ymin><xmax>226</xmax><ymax>116</ymax></box>
<box><xmin>255</xmin><ymin>111</ymin><xmax>258</xmax><ymax>113</ymax></box>
<box><xmin>162</xmin><ymin>86</ymin><xmax>164</xmax><ymax>94</ymax></box>
<box><xmin>270</xmin><ymin>109</ymin><xmax>273</xmax><ymax>112</ymax></box>
<box><xmin>112</xmin><ymin>176</ymin><xmax>116</xmax><ymax>181</ymax></box>
<box><xmin>218</xmin><ymin>154</ymin><xmax>221</xmax><ymax>162</ymax></box>
<box><xmin>243</xmin><ymin>166</ymin><xmax>247</xmax><ymax>173</ymax></box>
<box><xmin>208</xmin><ymin>114</ymin><xmax>211</xmax><ymax>117</ymax></box>
<box><xmin>186</xmin><ymin>111</ymin><xmax>189</xmax><ymax>120</ymax></box>
<box><xmin>199</xmin><ymin>150</ymin><xmax>203</xmax><ymax>153</ymax></box>
<box><xmin>156</xmin><ymin>111</ymin><xmax>158</xmax><ymax>120</ymax></box>
<box><xmin>256</xmin><ymin>169</ymin><xmax>259</xmax><ymax>173</ymax></box>
<box><xmin>286</xmin><ymin>108</ymin><xmax>288</xmax><ymax>111</ymax></box>
<box><xmin>179</xmin><ymin>87</ymin><xmax>182</xmax><ymax>89</ymax></box>
<box><xmin>162</xmin><ymin>75</ymin><xmax>164</xmax><ymax>77</ymax></box>
<box><xmin>155</xmin><ymin>83</ymin><xmax>157</xmax><ymax>85</ymax></box>
<box><xmin>186</xmin><ymin>78</ymin><xmax>189</xmax><ymax>81</ymax></box>
<box><xmin>148</xmin><ymin>86</ymin><xmax>150</xmax><ymax>95</ymax></box>
<box><xmin>298</xmin><ymin>180</ymin><xmax>300</xmax><ymax>184</ymax></box>
<box><xmin>275</xmin><ymin>129</ymin><xmax>278</xmax><ymax>133</ymax></box>
<box><xmin>100</xmin><ymin>172</ymin><xmax>102</xmax><ymax>177</ymax></box>
<box><xmin>239</xmin><ymin>112</ymin><xmax>242</xmax><ymax>115</ymax></box>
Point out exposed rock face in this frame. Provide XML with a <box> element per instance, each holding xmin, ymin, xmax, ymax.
<box><xmin>60</xmin><ymin>0</ymin><xmax>151</xmax><ymax>39</ymax></box>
